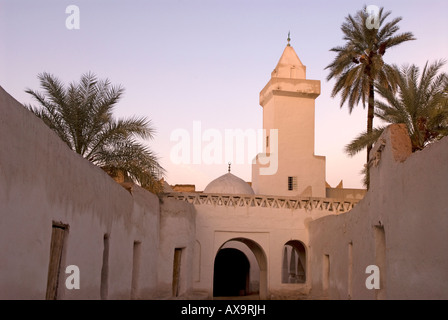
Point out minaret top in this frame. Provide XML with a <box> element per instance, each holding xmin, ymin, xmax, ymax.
<box><xmin>260</xmin><ymin>41</ymin><xmax>320</xmax><ymax>106</ymax></box>
<box><xmin>271</xmin><ymin>42</ymin><xmax>306</xmax><ymax>79</ymax></box>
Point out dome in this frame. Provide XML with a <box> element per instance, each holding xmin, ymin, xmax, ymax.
<box><xmin>203</xmin><ymin>173</ymin><xmax>254</xmax><ymax>195</ymax></box>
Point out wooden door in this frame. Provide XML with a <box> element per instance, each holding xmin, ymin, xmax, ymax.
<box><xmin>45</xmin><ymin>224</ymin><xmax>67</xmax><ymax>300</ymax></box>
<box><xmin>172</xmin><ymin>248</ymin><xmax>182</xmax><ymax>297</ymax></box>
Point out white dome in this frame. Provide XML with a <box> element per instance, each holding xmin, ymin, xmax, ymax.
<box><xmin>203</xmin><ymin>173</ymin><xmax>254</xmax><ymax>195</ymax></box>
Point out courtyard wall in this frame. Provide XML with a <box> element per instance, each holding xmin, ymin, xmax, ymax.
<box><xmin>0</xmin><ymin>86</ymin><xmax>162</xmax><ymax>299</ymax></box>
<box><xmin>308</xmin><ymin>124</ymin><xmax>448</xmax><ymax>299</ymax></box>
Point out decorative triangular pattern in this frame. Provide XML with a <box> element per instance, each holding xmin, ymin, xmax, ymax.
<box><xmin>163</xmin><ymin>193</ymin><xmax>359</xmax><ymax>214</ymax></box>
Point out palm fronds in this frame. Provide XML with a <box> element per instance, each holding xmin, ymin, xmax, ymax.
<box><xmin>326</xmin><ymin>5</ymin><xmax>415</xmax><ymax>187</ymax></box>
<box><xmin>346</xmin><ymin>60</ymin><xmax>448</xmax><ymax>162</ymax></box>
<box><xmin>25</xmin><ymin>72</ymin><xmax>164</xmax><ymax>194</ymax></box>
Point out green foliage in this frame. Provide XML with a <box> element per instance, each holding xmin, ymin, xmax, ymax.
<box><xmin>326</xmin><ymin>5</ymin><xmax>415</xmax><ymax>188</ymax></box>
<box><xmin>25</xmin><ymin>72</ymin><xmax>165</xmax><ymax>194</ymax></box>
<box><xmin>345</xmin><ymin>60</ymin><xmax>448</xmax><ymax>156</ymax></box>
<box><xmin>326</xmin><ymin>5</ymin><xmax>415</xmax><ymax>112</ymax></box>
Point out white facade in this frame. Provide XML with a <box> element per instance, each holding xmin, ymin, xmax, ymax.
<box><xmin>308</xmin><ymin>124</ymin><xmax>448</xmax><ymax>299</ymax></box>
<box><xmin>166</xmin><ymin>191</ymin><xmax>356</xmax><ymax>299</ymax></box>
<box><xmin>252</xmin><ymin>45</ymin><xmax>326</xmax><ymax>197</ymax></box>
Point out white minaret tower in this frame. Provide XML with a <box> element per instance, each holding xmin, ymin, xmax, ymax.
<box><xmin>252</xmin><ymin>35</ymin><xmax>326</xmax><ymax>197</ymax></box>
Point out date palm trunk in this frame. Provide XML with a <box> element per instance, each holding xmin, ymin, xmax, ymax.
<box><xmin>366</xmin><ymin>80</ymin><xmax>375</xmax><ymax>188</ymax></box>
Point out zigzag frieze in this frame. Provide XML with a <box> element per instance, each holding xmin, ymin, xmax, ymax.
<box><xmin>163</xmin><ymin>192</ymin><xmax>359</xmax><ymax>213</ymax></box>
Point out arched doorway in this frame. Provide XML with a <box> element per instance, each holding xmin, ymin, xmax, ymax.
<box><xmin>213</xmin><ymin>237</ymin><xmax>268</xmax><ymax>299</ymax></box>
<box><xmin>213</xmin><ymin>248</ymin><xmax>250</xmax><ymax>297</ymax></box>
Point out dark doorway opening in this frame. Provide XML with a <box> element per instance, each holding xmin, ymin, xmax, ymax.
<box><xmin>213</xmin><ymin>248</ymin><xmax>250</xmax><ymax>297</ymax></box>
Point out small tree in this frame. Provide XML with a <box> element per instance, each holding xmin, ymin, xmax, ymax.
<box><xmin>345</xmin><ymin>60</ymin><xmax>448</xmax><ymax>157</ymax></box>
<box><xmin>26</xmin><ymin>72</ymin><xmax>164</xmax><ymax>193</ymax></box>
<box><xmin>326</xmin><ymin>5</ymin><xmax>415</xmax><ymax>187</ymax></box>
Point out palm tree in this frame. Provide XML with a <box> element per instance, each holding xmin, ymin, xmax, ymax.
<box><xmin>326</xmin><ymin>5</ymin><xmax>415</xmax><ymax>187</ymax></box>
<box><xmin>25</xmin><ymin>72</ymin><xmax>165</xmax><ymax>193</ymax></box>
<box><xmin>345</xmin><ymin>60</ymin><xmax>448</xmax><ymax>158</ymax></box>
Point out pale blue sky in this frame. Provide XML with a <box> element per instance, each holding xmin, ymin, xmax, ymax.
<box><xmin>1</xmin><ymin>0</ymin><xmax>447</xmax><ymax>190</ymax></box>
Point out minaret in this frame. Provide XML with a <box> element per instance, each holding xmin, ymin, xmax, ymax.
<box><xmin>252</xmin><ymin>35</ymin><xmax>326</xmax><ymax>197</ymax></box>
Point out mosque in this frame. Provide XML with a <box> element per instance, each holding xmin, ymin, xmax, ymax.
<box><xmin>0</xmin><ymin>40</ymin><xmax>446</xmax><ymax>300</ymax></box>
<box><xmin>162</xmin><ymin>40</ymin><xmax>365</xmax><ymax>299</ymax></box>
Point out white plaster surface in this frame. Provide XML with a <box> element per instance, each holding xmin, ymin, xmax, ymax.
<box><xmin>308</xmin><ymin>125</ymin><xmax>448</xmax><ymax>300</ymax></box>
<box><xmin>0</xmin><ymin>86</ymin><xmax>161</xmax><ymax>299</ymax></box>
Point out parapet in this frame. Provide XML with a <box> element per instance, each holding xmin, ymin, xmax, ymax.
<box><xmin>368</xmin><ymin>124</ymin><xmax>412</xmax><ymax>189</ymax></box>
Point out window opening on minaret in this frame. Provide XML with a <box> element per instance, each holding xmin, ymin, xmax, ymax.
<box><xmin>288</xmin><ymin>176</ymin><xmax>297</xmax><ymax>191</ymax></box>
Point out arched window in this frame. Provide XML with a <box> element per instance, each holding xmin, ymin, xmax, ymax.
<box><xmin>282</xmin><ymin>240</ymin><xmax>306</xmax><ymax>283</ymax></box>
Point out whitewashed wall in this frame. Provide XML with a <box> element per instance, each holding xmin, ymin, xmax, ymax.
<box><xmin>0</xmin><ymin>86</ymin><xmax>161</xmax><ymax>299</ymax></box>
<box><xmin>308</xmin><ymin>124</ymin><xmax>448</xmax><ymax>300</ymax></box>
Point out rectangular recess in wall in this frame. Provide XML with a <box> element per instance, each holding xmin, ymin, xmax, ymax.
<box><xmin>193</xmin><ymin>241</ymin><xmax>201</xmax><ymax>282</ymax></box>
<box><xmin>348</xmin><ymin>242</ymin><xmax>353</xmax><ymax>299</ymax></box>
<box><xmin>131</xmin><ymin>241</ymin><xmax>141</xmax><ymax>299</ymax></box>
<box><xmin>100</xmin><ymin>233</ymin><xmax>110</xmax><ymax>300</ymax></box>
<box><xmin>172</xmin><ymin>248</ymin><xmax>183</xmax><ymax>297</ymax></box>
<box><xmin>322</xmin><ymin>254</ymin><xmax>330</xmax><ymax>294</ymax></box>
<box><xmin>374</xmin><ymin>225</ymin><xmax>386</xmax><ymax>300</ymax></box>
<box><xmin>288</xmin><ymin>176</ymin><xmax>297</xmax><ymax>191</ymax></box>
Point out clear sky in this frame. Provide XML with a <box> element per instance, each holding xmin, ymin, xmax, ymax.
<box><xmin>1</xmin><ymin>0</ymin><xmax>447</xmax><ymax>191</ymax></box>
